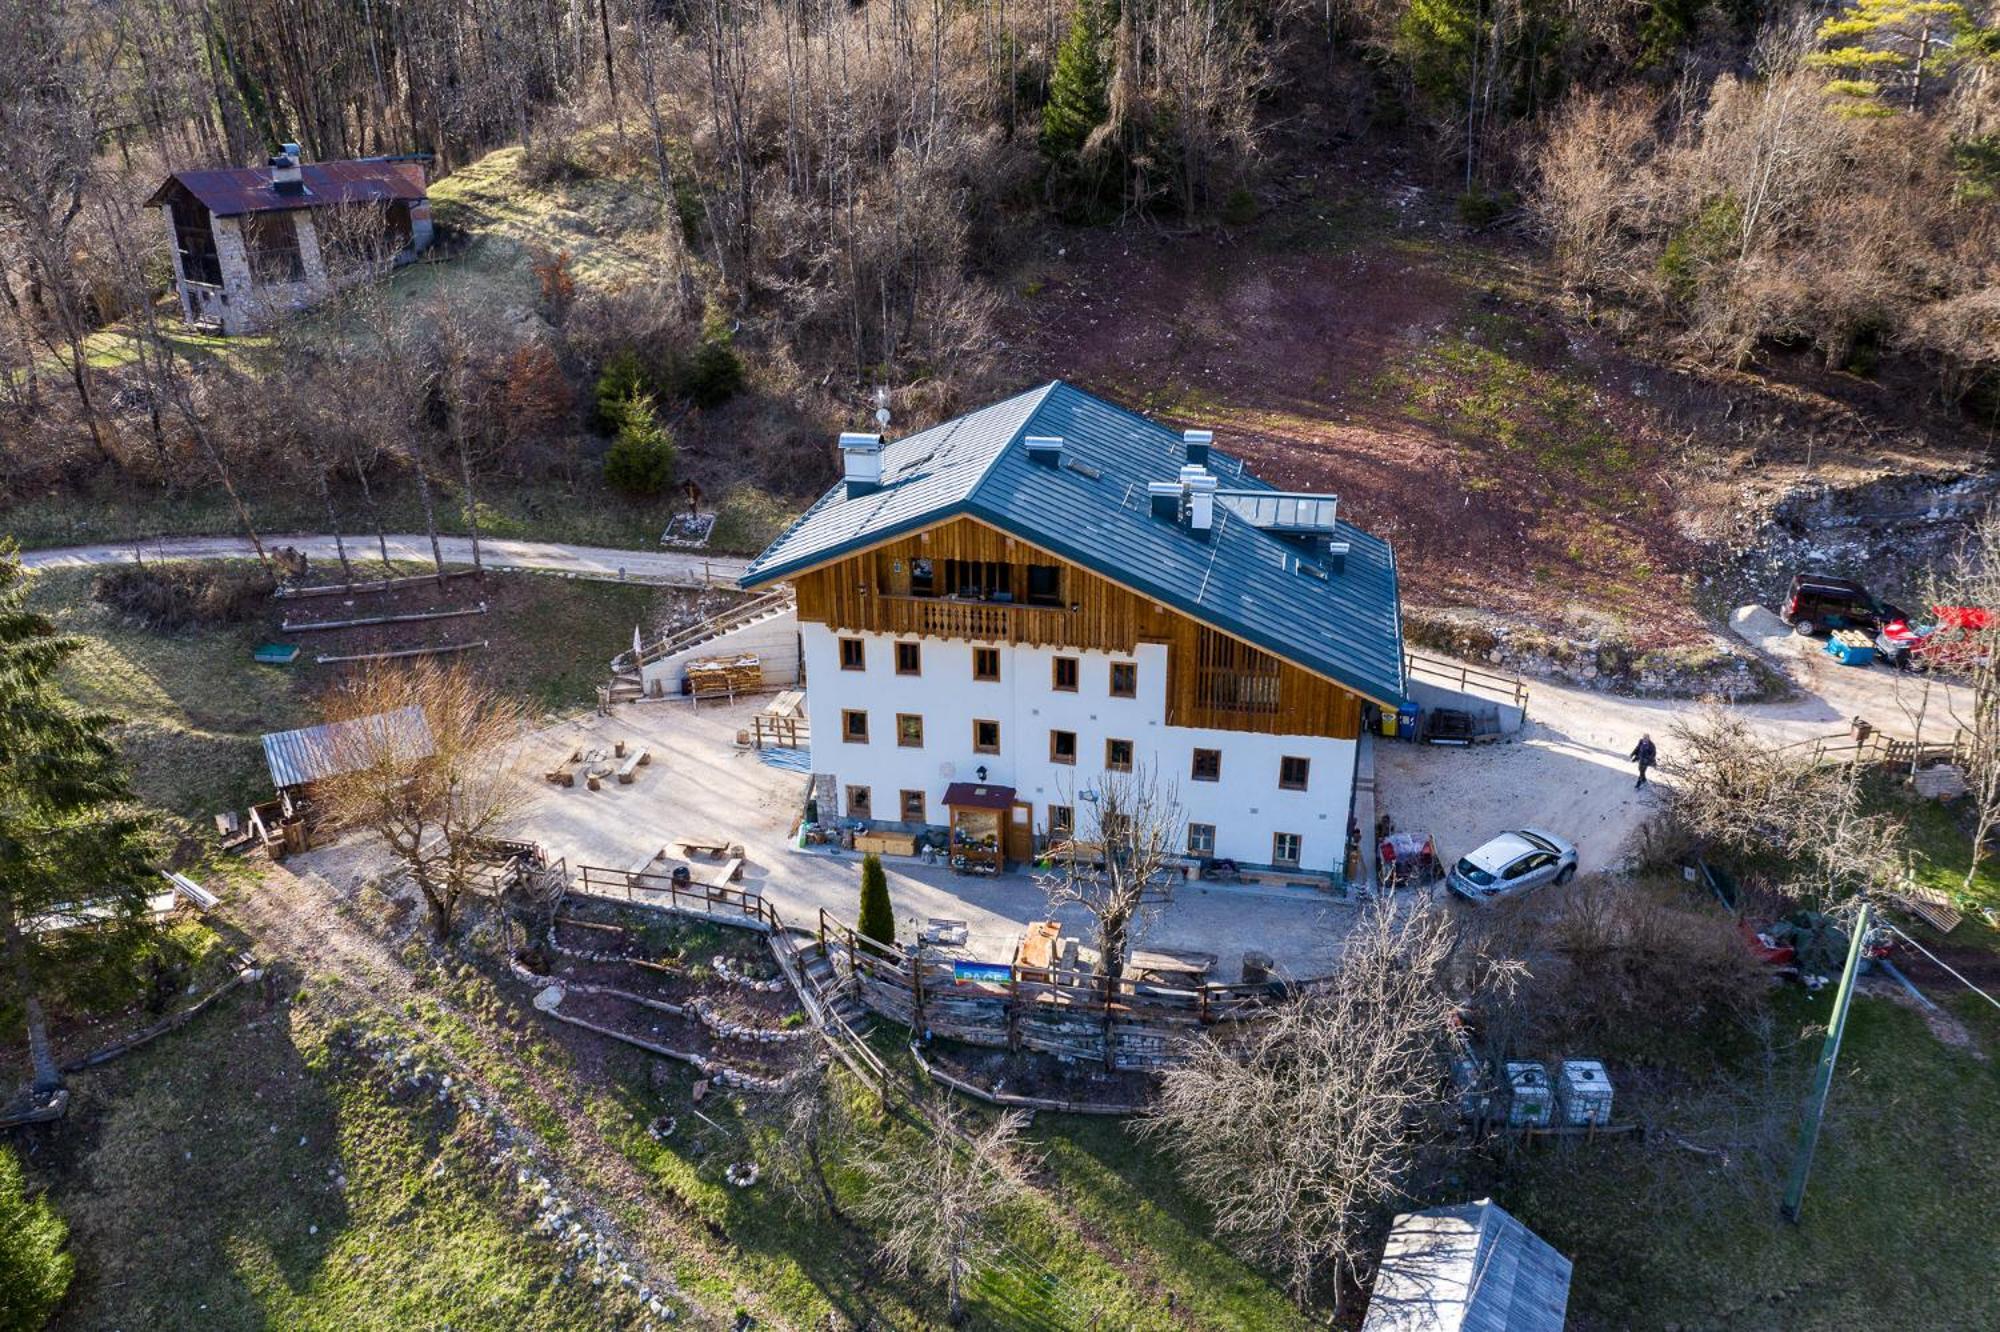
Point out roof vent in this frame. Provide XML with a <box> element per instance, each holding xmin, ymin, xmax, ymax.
<box><xmin>1024</xmin><ymin>435</ymin><xmax>1064</xmax><ymax>467</ymax></box>
<box><xmin>839</xmin><ymin>432</ymin><xmax>884</xmax><ymax>499</ymax></box>
<box><xmin>1180</xmin><ymin>465</ymin><xmax>1218</xmax><ymax>534</ymax></box>
<box><xmin>1182</xmin><ymin>429</ymin><xmax>1212</xmax><ymax>466</ymax></box>
<box><xmin>269</xmin><ymin>151</ymin><xmax>304</xmax><ymax>195</ymax></box>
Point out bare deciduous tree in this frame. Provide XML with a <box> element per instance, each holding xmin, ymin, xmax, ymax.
<box><xmin>846</xmin><ymin>1101</ymin><xmax>1031</xmax><ymax>1324</ymax></box>
<box><xmin>1143</xmin><ymin>903</ymin><xmax>1507</xmax><ymax>1312</ymax></box>
<box><xmin>1915</xmin><ymin>505</ymin><xmax>2000</xmax><ymax>891</ymax></box>
<box><xmin>316</xmin><ymin>661</ymin><xmax>529</xmax><ymax>942</ymax></box>
<box><xmin>1663</xmin><ymin>708</ymin><xmax>1904</xmax><ymax>905</ymax></box>
<box><xmin>1036</xmin><ymin>763</ymin><xmax>1182</xmax><ymax>988</ymax></box>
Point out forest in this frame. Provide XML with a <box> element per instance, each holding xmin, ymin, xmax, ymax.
<box><xmin>1</xmin><ymin>0</ymin><xmax>1997</xmax><ymax>556</ymax></box>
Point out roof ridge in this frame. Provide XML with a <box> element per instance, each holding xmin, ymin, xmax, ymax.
<box><xmin>964</xmin><ymin>380</ymin><xmax>1064</xmax><ymax>504</ymax></box>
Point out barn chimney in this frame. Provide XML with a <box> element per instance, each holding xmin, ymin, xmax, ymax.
<box><xmin>1024</xmin><ymin>435</ymin><xmax>1064</xmax><ymax>467</ymax></box>
<box><xmin>269</xmin><ymin>149</ymin><xmax>304</xmax><ymax>195</ymax></box>
<box><xmin>1180</xmin><ymin>465</ymin><xmax>1217</xmax><ymax>534</ymax></box>
<box><xmin>839</xmin><ymin>432</ymin><xmax>884</xmax><ymax>499</ymax></box>
<box><xmin>1182</xmin><ymin>429</ymin><xmax>1212</xmax><ymax>466</ymax></box>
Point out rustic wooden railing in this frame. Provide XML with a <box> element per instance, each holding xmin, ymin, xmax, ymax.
<box><xmin>575</xmin><ymin>864</ymin><xmax>784</xmax><ymax>931</ymax></box>
<box><xmin>1403</xmin><ymin>649</ymin><xmax>1530</xmax><ymax>714</ymax></box>
<box><xmin>613</xmin><ymin>586</ymin><xmax>795</xmax><ymax>673</ymax></box>
<box><xmin>868</xmin><ymin>594</ymin><xmax>1079</xmax><ymax>647</ymax></box>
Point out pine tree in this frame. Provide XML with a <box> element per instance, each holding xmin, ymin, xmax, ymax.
<box><xmin>0</xmin><ymin>1145</ymin><xmax>72</xmax><ymax>1329</ymax></box>
<box><xmin>0</xmin><ymin>549</ymin><xmax>155</xmax><ymax>1096</ymax></box>
<box><xmin>1041</xmin><ymin>0</ymin><xmax>1111</xmax><ymax>166</ymax></box>
<box><xmin>602</xmin><ymin>390</ymin><xmax>678</xmax><ymax>496</ymax></box>
<box><xmin>857</xmin><ymin>853</ymin><xmax>895</xmax><ymax>946</ymax></box>
<box><xmin>1809</xmin><ymin>0</ymin><xmax>1982</xmax><ymax>115</ymax></box>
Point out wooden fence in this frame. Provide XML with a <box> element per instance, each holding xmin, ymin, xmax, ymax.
<box><xmin>1773</xmin><ymin>725</ymin><xmax>1967</xmax><ymax>770</ymax></box>
<box><xmin>1403</xmin><ymin>649</ymin><xmax>1530</xmax><ymax>714</ymax></box>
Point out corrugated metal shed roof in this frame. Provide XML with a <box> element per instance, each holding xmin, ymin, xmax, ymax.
<box><xmin>145</xmin><ymin>160</ymin><xmax>428</xmax><ymax>216</ymax></box>
<box><xmin>1361</xmin><ymin>1199</ymin><xmax>1572</xmax><ymax>1332</ymax></box>
<box><xmin>262</xmin><ymin>706</ymin><xmax>434</xmax><ymax>790</ymax></box>
<box><xmin>742</xmin><ymin>381</ymin><xmax>1406</xmax><ymax>705</ymax></box>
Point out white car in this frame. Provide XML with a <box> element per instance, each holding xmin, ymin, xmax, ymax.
<box><xmin>1444</xmin><ymin>828</ymin><xmax>1577</xmax><ymax>906</ymax></box>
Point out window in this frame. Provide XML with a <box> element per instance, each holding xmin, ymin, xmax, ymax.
<box><xmin>897</xmin><ymin>713</ymin><xmax>925</xmax><ymax>748</ymax></box>
<box><xmin>1025</xmin><ymin>564</ymin><xmax>1062</xmax><ymax>606</ymax></box>
<box><xmin>1049</xmin><ymin>804</ymin><xmax>1075</xmax><ymax>837</ymax></box>
<box><xmin>845</xmin><ymin>785</ymin><xmax>872</xmax><ymax>819</ymax></box>
<box><xmin>1105</xmin><ymin>738</ymin><xmax>1134</xmax><ymax>772</ymax></box>
<box><xmin>973</xmin><ymin>719</ymin><xmax>1001</xmax><ymax>753</ymax></box>
<box><xmin>842</xmin><ymin>709</ymin><xmax>869</xmax><ymax>743</ymax></box>
<box><xmin>1188</xmin><ymin>823</ymin><xmax>1216</xmax><ymax>856</ymax></box>
<box><xmin>1191</xmin><ymin>748</ymin><xmax>1222</xmax><ymax>783</ymax></box>
<box><xmin>839</xmin><ymin>637</ymin><xmax>866</xmax><ymax>671</ymax></box>
<box><xmin>1273</xmin><ymin>832</ymin><xmax>1302</xmax><ymax>867</ymax></box>
<box><xmin>901</xmin><ymin>790</ymin><xmax>927</xmax><ymax>823</ymax></box>
<box><xmin>1049</xmin><ymin>729</ymin><xmax>1077</xmax><ymax>764</ymax></box>
<box><xmin>910</xmin><ymin>558</ymin><xmax>935</xmax><ymax>596</ymax></box>
<box><xmin>1052</xmin><ymin>656</ymin><xmax>1080</xmax><ymax>692</ymax></box>
<box><xmin>973</xmin><ymin>647</ymin><xmax>1000</xmax><ymax>682</ymax></box>
<box><xmin>1279</xmin><ymin>756</ymin><xmax>1311</xmax><ymax>791</ymax></box>
<box><xmin>1109</xmin><ymin>662</ymin><xmax>1137</xmax><ymax>698</ymax></box>
<box><xmin>895</xmin><ymin>641</ymin><xmax>922</xmax><ymax>676</ymax></box>
<box><xmin>242</xmin><ymin>213</ymin><xmax>305</xmax><ymax>282</ymax></box>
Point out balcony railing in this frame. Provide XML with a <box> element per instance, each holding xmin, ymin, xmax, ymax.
<box><xmin>863</xmin><ymin>594</ymin><xmax>1079</xmax><ymax>646</ymax></box>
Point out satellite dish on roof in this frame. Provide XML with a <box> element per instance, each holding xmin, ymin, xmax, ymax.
<box><xmin>874</xmin><ymin>385</ymin><xmax>891</xmax><ymax>431</ymax></box>
<box><xmin>875</xmin><ymin>407</ymin><xmax>891</xmax><ymax>429</ymax></box>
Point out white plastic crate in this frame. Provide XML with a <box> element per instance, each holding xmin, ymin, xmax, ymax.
<box><xmin>1555</xmin><ymin>1058</ymin><xmax>1614</xmax><ymax>1126</ymax></box>
<box><xmin>1504</xmin><ymin>1061</ymin><xmax>1552</xmax><ymax>1128</ymax></box>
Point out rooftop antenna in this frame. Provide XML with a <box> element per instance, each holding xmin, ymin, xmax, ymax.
<box><xmin>873</xmin><ymin>385</ymin><xmax>891</xmax><ymax>433</ymax></box>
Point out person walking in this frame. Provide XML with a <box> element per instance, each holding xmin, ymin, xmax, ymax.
<box><xmin>1630</xmin><ymin>733</ymin><xmax>1658</xmax><ymax>789</ymax></box>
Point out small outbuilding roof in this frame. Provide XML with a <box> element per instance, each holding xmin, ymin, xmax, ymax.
<box><xmin>1361</xmin><ymin>1199</ymin><xmax>1572</xmax><ymax>1332</ymax></box>
<box><xmin>941</xmin><ymin>782</ymin><xmax>1017</xmax><ymax>810</ymax></box>
<box><xmin>261</xmin><ymin>706</ymin><xmax>434</xmax><ymax>790</ymax></box>
<box><xmin>146</xmin><ymin>160</ymin><xmax>428</xmax><ymax>216</ymax></box>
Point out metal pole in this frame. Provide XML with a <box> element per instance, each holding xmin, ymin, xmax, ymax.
<box><xmin>1781</xmin><ymin>901</ymin><xmax>1869</xmax><ymax>1224</ymax></box>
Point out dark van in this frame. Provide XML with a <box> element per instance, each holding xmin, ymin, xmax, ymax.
<box><xmin>1783</xmin><ymin>573</ymin><xmax>1903</xmax><ymax>637</ymax></box>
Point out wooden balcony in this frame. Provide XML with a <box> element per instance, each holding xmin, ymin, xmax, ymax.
<box><xmin>859</xmin><ymin>593</ymin><xmax>1082</xmax><ymax>647</ymax></box>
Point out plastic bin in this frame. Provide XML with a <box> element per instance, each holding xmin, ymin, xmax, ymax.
<box><xmin>1397</xmin><ymin>702</ymin><xmax>1421</xmax><ymax>738</ymax></box>
<box><xmin>1504</xmin><ymin>1061</ymin><xmax>1552</xmax><ymax>1127</ymax></box>
<box><xmin>1554</xmin><ymin>1059</ymin><xmax>1614</xmax><ymax>1126</ymax></box>
<box><xmin>1825</xmin><ymin>634</ymin><xmax>1875</xmax><ymax>667</ymax></box>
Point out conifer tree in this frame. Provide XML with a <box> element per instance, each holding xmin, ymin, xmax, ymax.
<box><xmin>1041</xmin><ymin>0</ymin><xmax>1111</xmax><ymax>168</ymax></box>
<box><xmin>1809</xmin><ymin>0</ymin><xmax>1982</xmax><ymax>114</ymax></box>
<box><xmin>0</xmin><ymin>549</ymin><xmax>155</xmax><ymax>1097</ymax></box>
<box><xmin>857</xmin><ymin>852</ymin><xmax>895</xmax><ymax>947</ymax></box>
<box><xmin>603</xmin><ymin>390</ymin><xmax>678</xmax><ymax>496</ymax></box>
<box><xmin>0</xmin><ymin>1144</ymin><xmax>72</xmax><ymax>1328</ymax></box>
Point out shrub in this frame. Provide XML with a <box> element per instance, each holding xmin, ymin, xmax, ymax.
<box><xmin>1455</xmin><ymin>187</ymin><xmax>1517</xmax><ymax>229</ymax></box>
<box><xmin>858</xmin><ymin>853</ymin><xmax>895</xmax><ymax>946</ymax></box>
<box><xmin>602</xmin><ymin>392</ymin><xmax>677</xmax><ymax>496</ymax></box>
<box><xmin>679</xmin><ymin>312</ymin><xmax>744</xmax><ymax>409</ymax></box>
<box><xmin>593</xmin><ymin>349</ymin><xmax>653</xmax><ymax>433</ymax></box>
<box><xmin>91</xmin><ymin>563</ymin><xmax>275</xmax><ymax>630</ymax></box>
<box><xmin>0</xmin><ymin>1146</ymin><xmax>72</xmax><ymax>1331</ymax></box>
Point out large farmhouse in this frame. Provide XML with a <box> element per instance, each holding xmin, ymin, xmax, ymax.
<box><xmin>144</xmin><ymin>147</ymin><xmax>433</xmax><ymax>334</ymax></box>
<box><xmin>741</xmin><ymin>381</ymin><xmax>1406</xmax><ymax>881</ymax></box>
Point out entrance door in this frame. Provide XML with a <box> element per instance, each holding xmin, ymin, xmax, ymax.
<box><xmin>1005</xmin><ymin>801</ymin><xmax>1035</xmax><ymax>864</ymax></box>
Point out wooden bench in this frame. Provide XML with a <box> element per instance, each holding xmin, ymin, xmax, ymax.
<box><xmin>673</xmin><ymin>837</ymin><xmax>732</xmax><ymax>859</ymax></box>
<box><xmin>616</xmin><ymin>748</ymin><xmax>651</xmax><ymax>784</ymax></box>
<box><xmin>697</xmin><ymin>857</ymin><xmax>745</xmax><ymax>886</ymax></box>
<box><xmin>625</xmin><ymin>846</ymin><xmax>670</xmax><ymax>886</ymax></box>
<box><xmin>544</xmin><ymin>746</ymin><xmax>582</xmax><ymax>786</ymax></box>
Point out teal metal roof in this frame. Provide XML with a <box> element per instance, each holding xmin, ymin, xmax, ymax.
<box><xmin>743</xmin><ymin>381</ymin><xmax>1406</xmax><ymax>705</ymax></box>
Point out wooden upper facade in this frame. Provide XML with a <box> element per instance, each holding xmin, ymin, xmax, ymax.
<box><xmin>793</xmin><ymin>516</ymin><xmax>1365</xmax><ymax>739</ymax></box>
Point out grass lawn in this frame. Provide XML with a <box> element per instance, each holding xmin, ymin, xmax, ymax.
<box><xmin>24</xmin><ymin>563</ymin><xmax>680</xmax><ymax>818</ymax></box>
<box><xmin>30</xmin><ymin>980</ymin><xmax>652</xmax><ymax>1331</ymax></box>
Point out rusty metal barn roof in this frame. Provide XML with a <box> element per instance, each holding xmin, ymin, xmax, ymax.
<box><xmin>261</xmin><ymin>706</ymin><xmax>434</xmax><ymax>790</ymax></box>
<box><xmin>145</xmin><ymin>160</ymin><xmax>428</xmax><ymax>216</ymax></box>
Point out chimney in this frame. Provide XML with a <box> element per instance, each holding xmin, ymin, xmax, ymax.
<box><xmin>269</xmin><ymin>150</ymin><xmax>304</xmax><ymax>196</ymax></box>
<box><xmin>1147</xmin><ymin>480</ymin><xmax>1183</xmax><ymax>522</ymax></box>
<box><xmin>1182</xmin><ymin>429</ymin><xmax>1212</xmax><ymax>466</ymax></box>
<box><xmin>838</xmin><ymin>432</ymin><xmax>884</xmax><ymax>498</ymax></box>
<box><xmin>1324</xmin><ymin>540</ymin><xmax>1349</xmax><ymax>575</ymax></box>
<box><xmin>1024</xmin><ymin>435</ymin><xmax>1064</xmax><ymax>467</ymax></box>
<box><xmin>1180</xmin><ymin>465</ymin><xmax>1218</xmax><ymax>533</ymax></box>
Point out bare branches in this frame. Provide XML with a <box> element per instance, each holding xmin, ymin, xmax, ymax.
<box><xmin>846</xmin><ymin>1100</ymin><xmax>1031</xmax><ymax>1323</ymax></box>
<box><xmin>1144</xmin><ymin>903</ymin><xmax>1505</xmax><ymax>1310</ymax></box>
<box><xmin>1035</xmin><ymin>763</ymin><xmax>1182</xmax><ymax>988</ymax></box>
<box><xmin>1662</xmin><ymin>708</ymin><xmax>1904</xmax><ymax>906</ymax></box>
<box><xmin>315</xmin><ymin>661</ymin><xmax>529</xmax><ymax>941</ymax></box>
<box><xmin>1915</xmin><ymin>506</ymin><xmax>2000</xmax><ymax>890</ymax></box>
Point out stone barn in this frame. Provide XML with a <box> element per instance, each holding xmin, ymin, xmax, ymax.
<box><xmin>145</xmin><ymin>146</ymin><xmax>434</xmax><ymax>335</ymax></box>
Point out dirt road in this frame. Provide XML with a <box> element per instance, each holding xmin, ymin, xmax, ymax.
<box><xmin>1382</xmin><ymin>619</ymin><xmax>1971</xmax><ymax>876</ymax></box>
<box><xmin>20</xmin><ymin>533</ymin><xmax>751</xmax><ymax>587</ymax></box>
